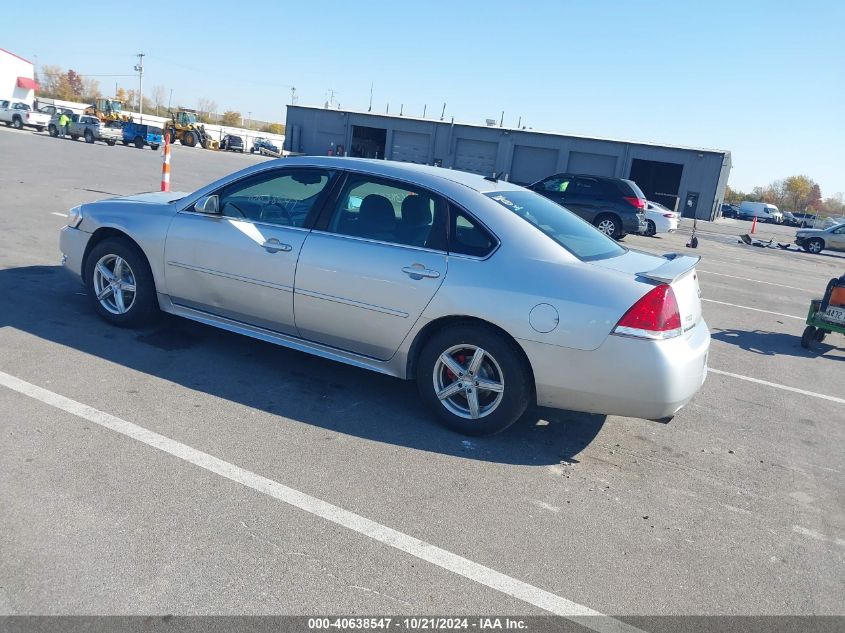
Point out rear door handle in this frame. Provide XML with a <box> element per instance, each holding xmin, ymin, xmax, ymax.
<box><xmin>402</xmin><ymin>264</ymin><xmax>440</xmax><ymax>279</ymax></box>
<box><xmin>262</xmin><ymin>238</ymin><xmax>292</xmax><ymax>253</ymax></box>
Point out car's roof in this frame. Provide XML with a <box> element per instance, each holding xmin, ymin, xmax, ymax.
<box><xmin>274</xmin><ymin>156</ymin><xmax>522</xmax><ymax>194</ymax></box>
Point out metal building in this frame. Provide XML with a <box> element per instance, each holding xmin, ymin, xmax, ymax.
<box><xmin>284</xmin><ymin>105</ymin><xmax>732</xmax><ymax>221</ymax></box>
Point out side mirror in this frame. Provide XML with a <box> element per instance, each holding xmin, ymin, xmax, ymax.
<box><xmin>194</xmin><ymin>195</ymin><xmax>220</xmax><ymax>214</ymax></box>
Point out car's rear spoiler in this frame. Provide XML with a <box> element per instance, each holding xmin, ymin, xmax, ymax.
<box><xmin>637</xmin><ymin>253</ymin><xmax>700</xmax><ymax>283</ymax></box>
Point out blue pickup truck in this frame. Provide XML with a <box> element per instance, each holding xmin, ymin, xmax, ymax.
<box><xmin>112</xmin><ymin>121</ymin><xmax>163</xmax><ymax>150</ymax></box>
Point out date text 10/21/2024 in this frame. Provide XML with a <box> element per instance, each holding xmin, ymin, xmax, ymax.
<box><xmin>307</xmin><ymin>618</ymin><xmax>529</xmax><ymax>630</ymax></box>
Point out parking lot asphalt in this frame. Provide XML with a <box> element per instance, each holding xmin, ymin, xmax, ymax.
<box><xmin>1</xmin><ymin>126</ymin><xmax>843</xmax><ymax>620</ymax></box>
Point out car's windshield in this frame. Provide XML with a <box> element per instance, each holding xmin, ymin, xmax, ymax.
<box><xmin>485</xmin><ymin>190</ymin><xmax>626</xmax><ymax>261</ymax></box>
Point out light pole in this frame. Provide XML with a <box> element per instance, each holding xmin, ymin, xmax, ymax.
<box><xmin>134</xmin><ymin>52</ymin><xmax>145</xmax><ymax>123</ymax></box>
<box><xmin>247</xmin><ymin>111</ymin><xmax>251</xmax><ymax>130</ymax></box>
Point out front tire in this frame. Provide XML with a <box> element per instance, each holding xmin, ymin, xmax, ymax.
<box><xmin>805</xmin><ymin>238</ymin><xmax>824</xmax><ymax>254</ymax></box>
<box><xmin>150</xmin><ymin>144</ymin><xmax>160</xmax><ymax>151</ymax></box>
<box><xmin>48</xmin><ymin>125</ymin><xmax>58</xmax><ymax>137</ymax></box>
<box><xmin>84</xmin><ymin>238</ymin><xmax>158</xmax><ymax>327</ymax></box>
<box><xmin>417</xmin><ymin>324</ymin><xmax>531</xmax><ymax>436</ymax></box>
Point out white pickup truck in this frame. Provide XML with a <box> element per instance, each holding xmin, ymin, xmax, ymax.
<box><xmin>0</xmin><ymin>99</ymin><xmax>50</xmax><ymax>131</ymax></box>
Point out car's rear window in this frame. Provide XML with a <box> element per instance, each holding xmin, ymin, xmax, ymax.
<box><xmin>485</xmin><ymin>190</ymin><xmax>625</xmax><ymax>261</ymax></box>
<box><xmin>620</xmin><ymin>179</ymin><xmax>645</xmax><ymax>198</ymax></box>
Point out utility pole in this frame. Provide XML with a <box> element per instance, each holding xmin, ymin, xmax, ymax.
<box><xmin>290</xmin><ymin>86</ymin><xmax>297</xmax><ymax>105</ymax></box>
<box><xmin>368</xmin><ymin>83</ymin><xmax>373</xmax><ymax>112</ymax></box>
<box><xmin>168</xmin><ymin>88</ymin><xmax>173</xmax><ymax>112</ymax></box>
<box><xmin>247</xmin><ymin>111</ymin><xmax>252</xmax><ymax>130</ymax></box>
<box><xmin>134</xmin><ymin>52</ymin><xmax>145</xmax><ymax>123</ymax></box>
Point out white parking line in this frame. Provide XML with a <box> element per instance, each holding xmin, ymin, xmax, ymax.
<box><xmin>0</xmin><ymin>370</ymin><xmax>639</xmax><ymax>633</ymax></box>
<box><xmin>709</xmin><ymin>369</ymin><xmax>845</xmax><ymax>405</ymax></box>
<box><xmin>701</xmin><ymin>298</ymin><xmax>804</xmax><ymax>320</ymax></box>
<box><xmin>51</xmin><ymin>212</ymin><xmax>67</xmax><ymax>217</ymax></box>
<box><xmin>698</xmin><ymin>270</ymin><xmax>813</xmax><ymax>292</ymax></box>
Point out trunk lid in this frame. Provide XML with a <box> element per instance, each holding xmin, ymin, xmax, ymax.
<box><xmin>592</xmin><ymin>250</ymin><xmax>703</xmax><ymax>333</ymax></box>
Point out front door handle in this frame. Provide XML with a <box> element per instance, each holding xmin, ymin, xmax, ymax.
<box><xmin>262</xmin><ymin>238</ymin><xmax>292</xmax><ymax>253</ymax></box>
<box><xmin>402</xmin><ymin>264</ymin><xmax>440</xmax><ymax>280</ymax></box>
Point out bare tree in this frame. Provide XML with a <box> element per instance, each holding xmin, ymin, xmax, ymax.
<box><xmin>197</xmin><ymin>98</ymin><xmax>217</xmax><ymax>123</ymax></box>
<box><xmin>151</xmin><ymin>85</ymin><xmax>166</xmax><ymax>116</ymax></box>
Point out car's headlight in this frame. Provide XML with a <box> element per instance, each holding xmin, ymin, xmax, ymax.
<box><xmin>67</xmin><ymin>205</ymin><xmax>83</xmax><ymax>228</ymax></box>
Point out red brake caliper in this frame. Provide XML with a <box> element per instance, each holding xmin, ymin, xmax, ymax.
<box><xmin>445</xmin><ymin>353</ymin><xmax>466</xmax><ymax>381</ymax></box>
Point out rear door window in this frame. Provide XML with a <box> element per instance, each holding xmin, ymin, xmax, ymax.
<box><xmin>326</xmin><ymin>176</ymin><xmax>447</xmax><ymax>249</ymax></box>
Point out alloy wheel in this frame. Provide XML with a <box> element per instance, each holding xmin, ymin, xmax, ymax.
<box><xmin>432</xmin><ymin>344</ymin><xmax>505</xmax><ymax>420</ymax></box>
<box><xmin>597</xmin><ymin>219</ymin><xmax>616</xmax><ymax>236</ymax></box>
<box><xmin>92</xmin><ymin>254</ymin><xmax>137</xmax><ymax>315</ymax></box>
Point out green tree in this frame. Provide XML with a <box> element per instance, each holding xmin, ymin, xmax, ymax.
<box><xmin>221</xmin><ymin>110</ymin><xmax>242</xmax><ymax>126</ymax></box>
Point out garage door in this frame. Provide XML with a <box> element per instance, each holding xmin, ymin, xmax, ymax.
<box><xmin>510</xmin><ymin>145</ymin><xmax>559</xmax><ymax>185</ymax></box>
<box><xmin>454</xmin><ymin>138</ymin><xmax>497</xmax><ymax>175</ymax></box>
<box><xmin>391</xmin><ymin>131</ymin><xmax>430</xmax><ymax>165</ymax></box>
<box><xmin>567</xmin><ymin>151</ymin><xmax>617</xmax><ymax>177</ymax></box>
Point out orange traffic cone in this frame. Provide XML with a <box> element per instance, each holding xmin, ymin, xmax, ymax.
<box><xmin>751</xmin><ymin>215</ymin><xmax>757</xmax><ymax>234</ymax></box>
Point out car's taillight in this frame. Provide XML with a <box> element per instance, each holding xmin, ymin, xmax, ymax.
<box><xmin>613</xmin><ymin>284</ymin><xmax>682</xmax><ymax>340</ymax></box>
<box><xmin>663</xmin><ymin>213</ymin><xmax>675</xmax><ymax>218</ymax></box>
<box><xmin>624</xmin><ymin>196</ymin><xmax>646</xmax><ymax>210</ymax></box>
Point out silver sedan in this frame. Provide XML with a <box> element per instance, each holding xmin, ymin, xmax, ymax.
<box><xmin>59</xmin><ymin>157</ymin><xmax>709</xmax><ymax>435</ymax></box>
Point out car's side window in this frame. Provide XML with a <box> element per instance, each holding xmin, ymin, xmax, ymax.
<box><xmin>214</xmin><ymin>168</ymin><xmax>334</xmax><ymax>228</ymax></box>
<box><xmin>541</xmin><ymin>175</ymin><xmax>570</xmax><ymax>193</ymax></box>
<box><xmin>449</xmin><ymin>205</ymin><xmax>496</xmax><ymax>258</ymax></box>
<box><xmin>326</xmin><ymin>176</ymin><xmax>446</xmax><ymax>249</ymax></box>
<box><xmin>573</xmin><ymin>178</ymin><xmax>601</xmax><ymax>196</ymax></box>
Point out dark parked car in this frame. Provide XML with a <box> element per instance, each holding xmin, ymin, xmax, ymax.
<box><xmin>720</xmin><ymin>203</ymin><xmax>739</xmax><ymax>218</ymax></box>
<box><xmin>251</xmin><ymin>137</ymin><xmax>279</xmax><ymax>154</ymax></box>
<box><xmin>220</xmin><ymin>134</ymin><xmax>244</xmax><ymax>152</ymax></box>
<box><xmin>528</xmin><ymin>173</ymin><xmax>647</xmax><ymax>239</ymax></box>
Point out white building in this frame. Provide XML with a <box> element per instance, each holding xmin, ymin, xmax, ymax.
<box><xmin>0</xmin><ymin>47</ymin><xmax>38</xmax><ymax>105</ymax></box>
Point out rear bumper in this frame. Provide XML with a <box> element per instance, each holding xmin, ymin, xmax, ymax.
<box><xmin>624</xmin><ymin>214</ymin><xmax>647</xmax><ymax>234</ymax></box>
<box><xmin>521</xmin><ymin>320</ymin><xmax>710</xmax><ymax>420</ymax></box>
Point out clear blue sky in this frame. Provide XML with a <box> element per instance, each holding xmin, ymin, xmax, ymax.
<box><xmin>3</xmin><ymin>0</ymin><xmax>843</xmax><ymax>196</ymax></box>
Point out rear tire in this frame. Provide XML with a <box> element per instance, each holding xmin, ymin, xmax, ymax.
<box><xmin>84</xmin><ymin>238</ymin><xmax>158</xmax><ymax>328</ymax></box>
<box><xmin>416</xmin><ymin>324</ymin><xmax>531</xmax><ymax>436</ymax></box>
<box><xmin>106</xmin><ymin>140</ymin><xmax>116</xmax><ymax>146</ymax></box>
<box><xmin>134</xmin><ymin>137</ymin><xmax>144</xmax><ymax>149</ymax></box>
<box><xmin>36</xmin><ymin>125</ymin><xmax>45</xmax><ymax>132</ymax></box>
<box><xmin>594</xmin><ymin>214</ymin><xmax>622</xmax><ymax>239</ymax></box>
<box><xmin>814</xmin><ymin>328</ymin><xmax>827</xmax><ymax>343</ymax></box>
<box><xmin>645</xmin><ymin>220</ymin><xmax>657</xmax><ymax>237</ymax></box>
<box><xmin>150</xmin><ymin>144</ymin><xmax>160</xmax><ymax>151</ymax></box>
<box><xmin>84</xmin><ymin>129</ymin><xmax>94</xmax><ymax>143</ymax></box>
<box><xmin>12</xmin><ymin>117</ymin><xmax>23</xmax><ymax>129</ymax></box>
<box><xmin>800</xmin><ymin>326</ymin><xmax>816</xmax><ymax>349</ymax></box>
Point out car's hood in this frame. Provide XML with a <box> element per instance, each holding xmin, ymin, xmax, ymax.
<box><xmin>105</xmin><ymin>191</ymin><xmax>189</xmax><ymax>204</ymax></box>
<box><xmin>796</xmin><ymin>228</ymin><xmax>828</xmax><ymax>236</ymax></box>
